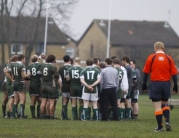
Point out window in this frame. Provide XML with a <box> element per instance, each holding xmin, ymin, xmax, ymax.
<box><xmin>11</xmin><ymin>44</ymin><xmax>23</xmax><ymax>54</ymax></box>
<box><xmin>36</xmin><ymin>44</ymin><xmax>44</xmax><ymax>55</ymax></box>
<box><xmin>66</xmin><ymin>48</ymin><xmax>74</xmax><ymax>58</ymax></box>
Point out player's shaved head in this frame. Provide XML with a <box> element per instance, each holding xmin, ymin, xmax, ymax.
<box><xmin>74</xmin><ymin>57</ymin><xmax>81</xmax><ymax>62</ymax></box>
<box><xmin>154</xmin><ymin>41</ymin><xmax>165</xmax><ymax>51</ymax></box>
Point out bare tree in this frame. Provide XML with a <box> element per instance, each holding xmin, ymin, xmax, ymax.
<box><xmin>0</xmin><ymin>0</ymin><xmax>78</xmax><ymax>66</ymax></box>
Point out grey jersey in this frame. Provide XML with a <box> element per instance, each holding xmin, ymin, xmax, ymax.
<box><xmin>132</xmin><ymin>68</ymin><xmax>141</xmax><ymax>90</ymax></box>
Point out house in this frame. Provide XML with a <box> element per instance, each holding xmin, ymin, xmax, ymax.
<box><xmin>78</xmin><ymin>19</ymin><xmax>179</xmax><ymax>70</ymax></box>
<box><xmin>64</xmin><ymin>34</ymin><xmax>78</xmax><ymax>58</ymax></box>
<box><xmin>0</xmin><ymin>16</ymin><xmax>70</xmax><ymax>67</ymax></box>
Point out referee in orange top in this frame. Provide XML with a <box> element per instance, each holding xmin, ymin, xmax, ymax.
<box><xmin>142</xmin><ymin>41</ymin><xmax>178</xmax><ymax>132</ymax></box>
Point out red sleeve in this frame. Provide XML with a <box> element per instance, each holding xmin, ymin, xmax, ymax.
<box><xmin>143</xmin><ymin>54</ymin><xmax>155</xmax><ymax>74</ymax></box>
<box><xmin>168</xmin><ymin>56</ymin><xmax>178</xmax><ymax>75</ymax></box>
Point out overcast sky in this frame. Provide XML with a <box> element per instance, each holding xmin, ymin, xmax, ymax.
<box><xmin>67</xmin><ymin>0</ymin><xmax>179</xmax><ymax>40</ymax></box>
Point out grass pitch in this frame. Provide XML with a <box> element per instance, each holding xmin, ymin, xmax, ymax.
<box><xmin>0</xmin><ymin>93</ymin><xmax>179</xmax><ymax>138</ymax></box>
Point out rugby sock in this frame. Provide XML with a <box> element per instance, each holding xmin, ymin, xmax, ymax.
<box><xmin>50</xmin><ymin>116</ymin><xmax>54</xmax><ymax>119</ymax></box>
<box><xmin>108</xmin><ymin>107</ymin><xmax>113</xmax><ymax>119</ymax></box>
<box><xmin>126</xmin><ymin>108</ymin><xmax>131</xmax><ymax>119</ymax></box>
<box><xmin>20</xmin><ymin>104</ymin><xmax>25</xmax><ymax>117</ymax></box>
<box><xmin>120</xmin><ymin>108</ymin><xmax>125</xmax><ymax>119</ymax></box>
<box><xmin>62</xmin><ymin>105</ymin><xmax>68</xmax><ymax>119</ymax></box>
<box><xmin>83</xmin><ymin>108</ymin><xmax>88</xmax><ymax>120</ymax></box>
<box><xmin>2</xmin><ymin>105</ymin><xmax>6</xmax><ymax>117</ymax></box>
<box><xmin>46</xmin><ymin>115</ymin><xmax>50</xmax><ymax>119</ymax></box>
<box><xmin>88</xmin><ymin>107</ymin><xmax>91</xmax><ymax>120</ymax></box>
<box><xmin>72</xmin><ymin>107</ymin><xmax>77</xmax><ymax>120</ymax></box>
<box><xmin>93</xmin><ymin>108</ymin><xmax>99</xmax><ymax>120</ymax></box>
<box><xmin>155</xmin><ymin>110</ymin><xmax>163</xmax><ymax>129</ymax></box>
<box><xmin>79</xmin><ymin>106</ymin><xmax>83</xmax><ymax>120</ymax></box>
<box><xmin>30</xmin><ymin>106</ymin><xmax>36</xmax><ymax>118</ymax></box>
<box><xmin>37</xmin><ymin>105</ymin><xmax>40</xmax><ymax>118</ymax></box>
<box><xmin>12</xmin><ymin>104</ymin><xmax>17</xmax><ymax>117</ymax></box>
<box><xmin>117</xmin><ymin>108</ymin><xmax>121</xmax><ymax>120</ymax></box>
<box><xmin>162</xmin><ymin>104</ymin><xmax>170</xmax><ymax>123</ymax></box>
<box><xmin>6</xmin><ymin>111</ymin><xmax>10</xmax><ymax>118</ymax></box>
<box><xmin>10</xmin><ymin>112</ymin><xmax>12</xmax><ymax>117</ymax></box>
<box><xmin>16</xmin><ymin>105</ymin><xmax>20</xmax><ymax>118</ymax></box>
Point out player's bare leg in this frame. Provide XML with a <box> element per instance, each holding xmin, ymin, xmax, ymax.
<box><xmin>49</xmin><ymin>99</ymin><xmax>56</xmax><ymax>119</ymax></box>
<box><xmin>40</xmin><ymin>98</ymin><xmax>48</xmax><ymax>118</ymax></box>
<box><xmin>46</xmin><ymin>100</ymin><xmax>50</xmax><ymax>119</ymax></box>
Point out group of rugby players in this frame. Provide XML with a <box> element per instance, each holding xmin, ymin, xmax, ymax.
<box><xmin>1</xmin><ymin>53</ymin><xmax>141</xmax><ymax>121</ymax></box>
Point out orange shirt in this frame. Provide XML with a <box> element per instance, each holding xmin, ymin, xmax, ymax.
<box><xmin>143</xmin><ymin>51</ymin><xmax>178</xmax><ymax>81</ymax></box>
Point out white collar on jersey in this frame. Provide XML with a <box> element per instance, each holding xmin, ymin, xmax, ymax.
<box><xmin>17</xmin><ymin>61</ymin><xmax>23</xmax><ymax>64</ymax></box>
<box><xmin>86</xmin><ymin>66</ymin><xmax>94</xmax><ymax>68</ymax></box>
<box><xmin>156</xmin><ymin>51</ymin><xmax>165</xmax><ymax>54</ymax></box>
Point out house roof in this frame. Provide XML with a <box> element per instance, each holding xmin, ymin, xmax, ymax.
<box><xmin>79</xmin><ymin>19</ymin><xmax>179</xmax><ymax>47</ymax></box>
<box><xmin>0</xmin><ymin>16</ymin><xmax>68</xmax><ymax>44</ymax></box>
<box><xmin>64</xmin><ymin>33</ymin><xmax>77</xmax><ymax>44</ymax></box>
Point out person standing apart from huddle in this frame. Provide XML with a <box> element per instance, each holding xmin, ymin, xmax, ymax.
<box><xmin>142</xmin><ymin>41</ymin><xmax>178</xmax><ymax>132</ymax></box>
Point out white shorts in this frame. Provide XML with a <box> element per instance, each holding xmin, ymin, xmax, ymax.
<box><xmin>133</xmin><ymin>90</ymin><xmax>139</xmax><ymax>99</ymax></box>
<box><xmin>62</xmin><ymin>92</ymin><xmax>70</xmax><ymax>98</ymax></box>
<box><xmin>81</xmin><ymin>87</ymin><xmax>98</xmax><ymax>101</ymax></box>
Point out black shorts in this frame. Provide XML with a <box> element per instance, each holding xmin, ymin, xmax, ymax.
<box><xmin>13</xmin><ymin>81</ymin><xmax>25</xmax><ymax>92</ymax></box>
<box><xmin>149</xmin><ymin>81</ymin><xmax>170</xmax><ymax>100</ymax></box>
<box><xmin>41</xmin><ymin>85</ymin><xmax>56</xmax><ymax>99</ymax></box>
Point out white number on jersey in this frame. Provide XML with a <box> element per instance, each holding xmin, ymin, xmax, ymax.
<box><xmin>13</xmin><ymin>67</ymin><xmax>18</xmax><ymax>76</ymax></box>
<box><xmin>119</xmin><ymin>71</ymin><xmax>123</xmax><ymax>81</ymax></box>
<box><xmin>72</xmin><ymin>70</ymin><xmax>79</xmax><ymax>79</ymax></box>
<box><xmin>43</xmin><ymin>67</ymin><xmax>48</xmax><ymax>76</ymax></box>
<box><xmin>87</xmin><ymin>71</ymin><xmax>95</xmax><ymax>80</ymax></box>
<box><xmin>32</xmin><ymin>68</ymin><xmax>36</xmax><ymax>76</ymax></box>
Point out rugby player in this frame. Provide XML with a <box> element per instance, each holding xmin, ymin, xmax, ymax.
<box><xmin>130</xmin><ymin>60</ymin><xmax>141</xmax><ymax>120</ymax></box>
<box><xmin>4</xmin><ymin>55</ymin><xmax>18</xmax><ymax>118</ymax></box>
<box><xmin>2</xmin><ymin>65</ymin><xmax>8</xmax><ymax>118</ymax></box>
<box><xmin>27</xmin><ymin>55</ymin><xmax>42</xmax><ymax>118</ymax></box>
<box><xmin>59</xmin><ymin>55</ymin><xmax>72</xmax><ymax>120</ymax></box>
<box><xmin>113</xmin><ymin>58</ymin><xmax>128</xmax><ymax>120</ymax></box>
<box><xmin>9</xmin><ymin>54</ymin><xmax>31</xmax><ymax>118</ymax></box>
<box><xmin>66</xmin><ymin>57</ymin><xmax>83</xmax><ymax>120</ymax></box>
<box><xmin>39</xmin><ymin>54</ymin><xmax>59</xmax><ymax>119</ymax></box>
<box><xmin>80</xmin><ymin>58</ymin><xmax>101</xmax><ymax>121</ymax></box>
<box><xmin>121</xmin><ymin>56</ymin><xmax>133</xmax><ymax>119</ymax></box>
